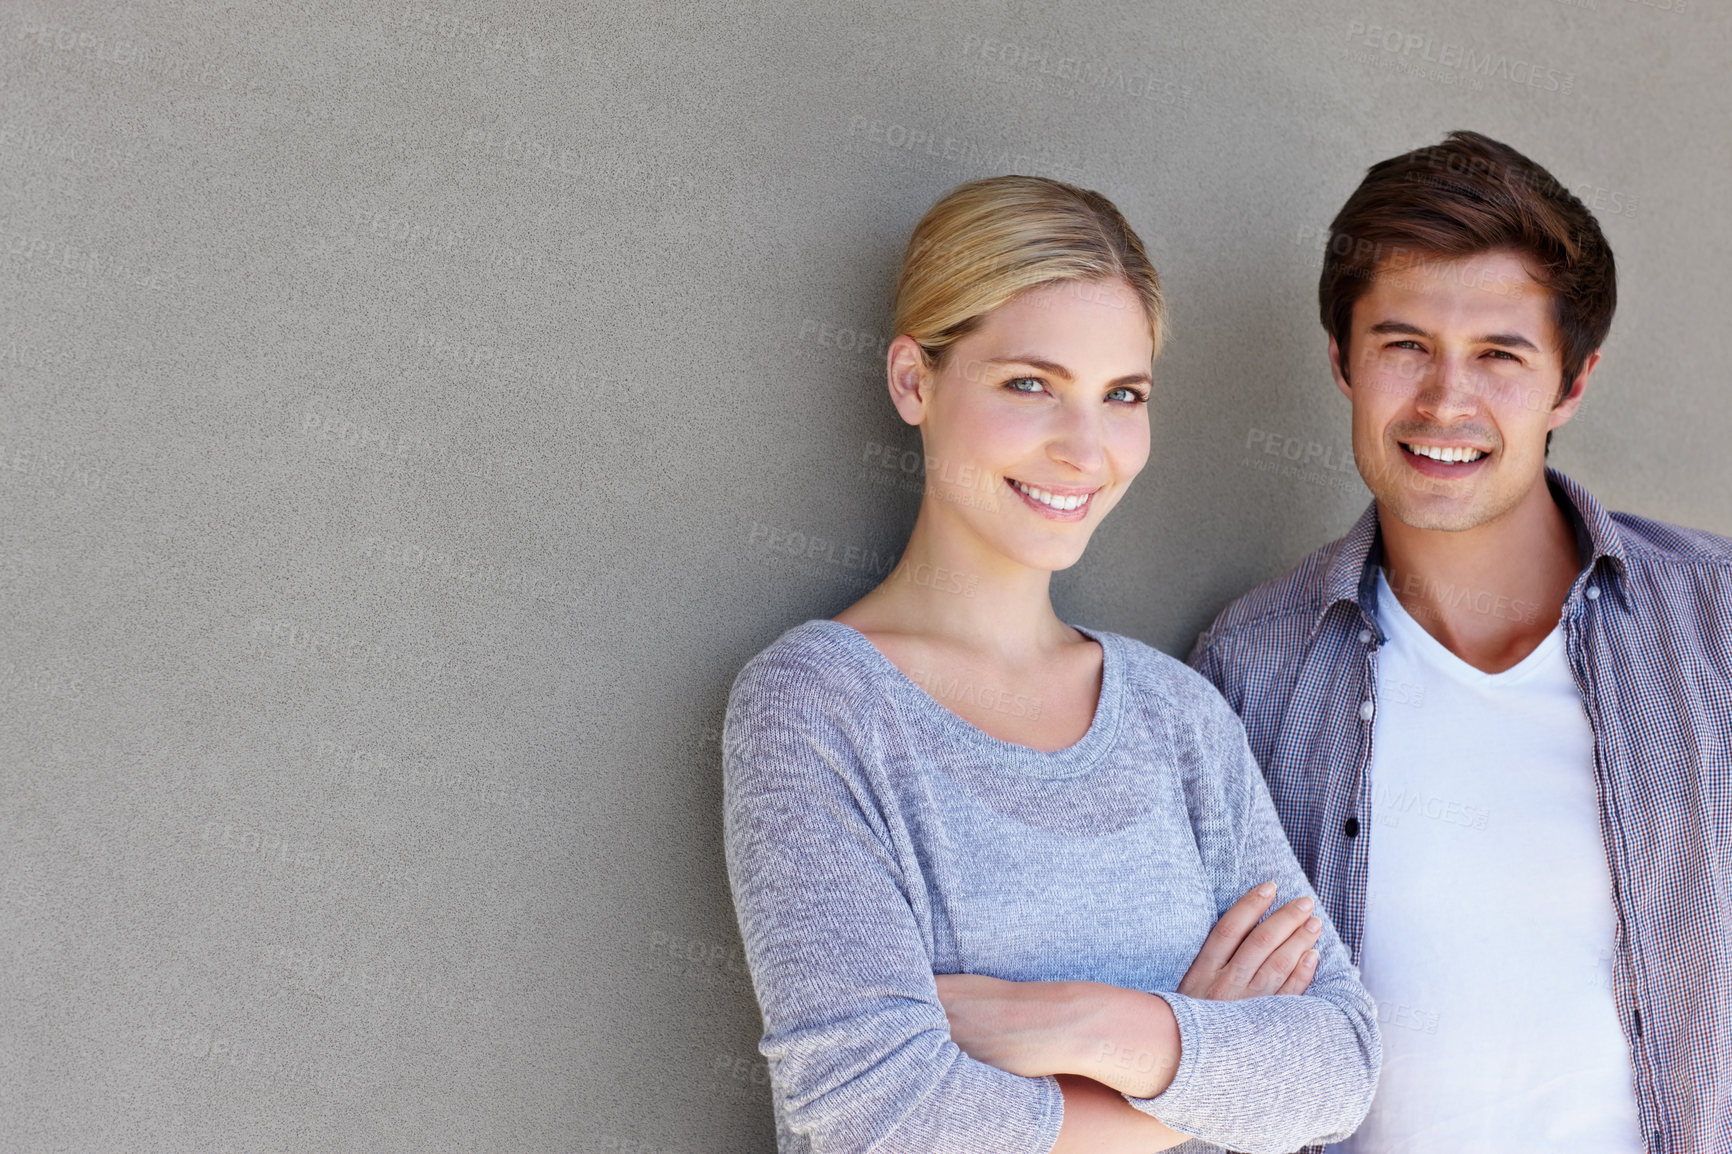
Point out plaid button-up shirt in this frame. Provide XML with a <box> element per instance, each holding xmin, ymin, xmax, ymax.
<box><xmin>1186</xmin><ymin>468</ymin><xmax>1732</xmax><ymax>1154</ymax></box>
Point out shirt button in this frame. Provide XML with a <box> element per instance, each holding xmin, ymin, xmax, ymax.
<box><xmin>1358</xmin><ymin>700</ymin><xmax>1375</xmax><ymax>721</ymax></box>
<box><xmin>1344</xmin><ymin>815</ymin><xmax>1360</xmax><ymax>838</ymax></box>
<box><xmin>1358</xmin><ymin>629</ymin><xmax>1373</xmax><ymax>644</ymax></box>
<box><xmin>1586</xmin><ymin>585</ymin><xmax>1601</xmax><ymax>600</ymax></box>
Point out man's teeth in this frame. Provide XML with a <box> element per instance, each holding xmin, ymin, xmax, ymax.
<box><xmin>1013</xmin><ymin>481</ymin><xmax>1091</xmax><ymax>511</ymax></box>
<box><xmin>1405</xmin><ymin>443</ymin><xmax>1487</xmax><ymax>463</ymax></box>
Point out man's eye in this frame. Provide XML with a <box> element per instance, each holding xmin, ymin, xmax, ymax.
<box><xmin>1389</xmin><ymin>340</ymin><xmax>1425</xmax><ymax>351</ymax></box>
<box><xmin>1005</xmin><ymin>377</ymin><xmax>1046</xmax><ymax>394</ymax></box>
<box><xmin>1485</xmin><ymin>349</ymin><xmax>1520</xmax><ymax>361</ymax></box>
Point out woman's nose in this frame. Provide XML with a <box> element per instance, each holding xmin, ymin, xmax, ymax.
<box><xmin>1046</xmin><ymin>403</ymin><xmax>1107</xmax><ymax>473</ymax></box>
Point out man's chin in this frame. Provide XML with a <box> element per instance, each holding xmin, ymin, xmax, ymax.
<box><xmin>1372</xmin><ymin>488</ymin><xmax>1500</xmax><ymax>533</ymax></box>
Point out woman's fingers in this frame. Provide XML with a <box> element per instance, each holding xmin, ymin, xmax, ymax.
<box><xmin>1274</xmin><ymin>948</ymin><xmax>1320</xmax><ymax>996</ymax></box>
<box><xmin>1189</xmin><ymin>883</ymin><xmax>1277</xmax><ymax>976</ymax></box>
<box><xmin>1224</xmin><ymin>896</ymin><xmax>1316</xmax><ymax>990</ymax></box>
<box><xmin>1178</xmin><ymin>886</ymin><xmax>1276</xmax><ymax>997</ymax></box>
<box><xmin>1251</xmin><ymin>913</ymin><xmax>1323</xmax><ymax>995</ymax></box>
<box><xmin>1180</xmin><ymin>886</ymin><xmax>1327</xmax><ymax>1000</ymax></box>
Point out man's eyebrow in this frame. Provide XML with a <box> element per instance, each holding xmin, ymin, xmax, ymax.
<box><xmin>1368</xmin><ymin>321</ymin><xmax>1431</xmax><ymax>339</ymax></box>
<box><xmin>1367</xmin><ymin>320</ymin><xmax>1541</xmax><ymax>352</ymax></box>
<box><xmin>1477</xmin><ymin>331</ymin><xmax>1542</xmax><ymax>352</ymax></box>
<box><xmin>983</xmin><ymin>357</ymin><xmax>1151</xmax><ymax>388</ymax></box>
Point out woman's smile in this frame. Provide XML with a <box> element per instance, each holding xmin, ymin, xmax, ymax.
<box><xmin>1007</xmin><ymin>478</ymin><xmax>1101</xmax><ymax>520</ymax></box>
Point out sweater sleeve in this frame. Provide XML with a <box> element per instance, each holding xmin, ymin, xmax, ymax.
<box><xmin>721</xmin><ymin>650</ymin><xmax>1065</xmax><ymax>1154</ymax></box>
<box><xmin>1118</xmin><ymin>687</ymin><xmax>1381</xmax><ymax>1153</ymax></box>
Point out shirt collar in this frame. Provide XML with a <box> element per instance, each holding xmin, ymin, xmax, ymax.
<box><xmin>1317</xmin><ymin>466</ymin><xmax>1629</xmax><ymax>631</ymax></box>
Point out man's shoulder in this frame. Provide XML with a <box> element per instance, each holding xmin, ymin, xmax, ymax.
<box><xmin>1609</xmin><ymin>508</ymin><xmax>1732</xmax><ymax>576</ymax></box>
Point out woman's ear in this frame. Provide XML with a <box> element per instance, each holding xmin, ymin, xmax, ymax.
<box><xmin>886</xmin><ymin>335</ymin><xmax>933</xmax><ymax>426</ymax></box>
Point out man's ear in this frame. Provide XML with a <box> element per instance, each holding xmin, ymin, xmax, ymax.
<box><xmin>1328</xmin><ymin>334</ymin><xmax>1352</xmax><ymax>401</ymax></box>
<box><xmin>1548</xmin><ymin>348</ymin><xmax>1599</xmax><ymax>431</ymax></box>
<box><xmin>887</xmin><ymin>334</ymin><xmax>934</xmax><ymax>426</ymax></box>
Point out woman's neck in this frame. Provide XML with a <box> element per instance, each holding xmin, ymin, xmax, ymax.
<box><xmin>833</xmin><ymin>500</ymin><xmax>1080</xmax><ymax>663</ymax></box>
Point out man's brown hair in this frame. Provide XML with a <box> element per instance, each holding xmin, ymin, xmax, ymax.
<box><xmin>1319</xmin><ymin>130</ymin><xmax>1617</xmax><ymax>402</ymax></box>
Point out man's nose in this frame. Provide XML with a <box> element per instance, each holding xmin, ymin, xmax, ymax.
<box><xmin>1416</xmin><ymin>357</ymin><xmax>1483</xmax><ymax>423</ymax></box>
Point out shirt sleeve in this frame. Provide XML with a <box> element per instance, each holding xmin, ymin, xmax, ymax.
<box><xmin>1117</xmin><ymin>687</ymin><xmax>1381</xmax><ymax>1154</ymax></box>
<box><xmin>721</xmin><ymin>652</ymin><xmax>1065</xmax><ymax>1154</ymax></box>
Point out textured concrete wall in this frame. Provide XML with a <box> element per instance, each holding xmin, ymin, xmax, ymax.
<box><xmin>3</xmin><ymin>1</ymin><xmax>1727</xmax><ymax>1150</ymax></box>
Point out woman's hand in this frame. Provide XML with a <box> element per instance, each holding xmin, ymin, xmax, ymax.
<box><xmin>934</xmin><ymin>974</ymin><xmax>1181</xmax><ymax>1099</ymax></box>
<box><xmin>932</xmin><ymin>973</ymin><xmax>1088</xmax><ymax>1079</ymax></box>
<box><xmin>932</xmin><ymin>881</ymin><xmax>1322</xmax><ymax>1097</ymax></box>
<box><xmin>1178</xmin><ymin>881</ymin><xmax>1322</xmax><ymax>1000</ymax></box>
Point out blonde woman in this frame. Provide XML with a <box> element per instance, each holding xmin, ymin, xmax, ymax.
<box><xmin>723</xmin><ymin>176</ymin><xmax>1379</xmax><ymax>1153</ymax></box>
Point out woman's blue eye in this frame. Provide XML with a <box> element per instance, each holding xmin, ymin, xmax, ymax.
<box><xmin>1006</xmin><ymin>377</ymin><xmax>1045</xmax><ymax>393</ymax></box>
<box><xmin>1107</xmin><ymin>386</ymin><xmax>1148</xmax><ymax>404</ymax></box>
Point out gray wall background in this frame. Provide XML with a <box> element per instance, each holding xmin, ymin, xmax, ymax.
<box><xmin>3</xmin><ymin>0</ymin><xmax>1727</xmax><ymax>1150</ymax></box>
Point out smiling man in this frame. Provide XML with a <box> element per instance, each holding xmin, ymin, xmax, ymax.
<box><xmin>1188</xmin><ymin>131</ymin><xmax>1732</xmax><ymax>1154</ymax></box>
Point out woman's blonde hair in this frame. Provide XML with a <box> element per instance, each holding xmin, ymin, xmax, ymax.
<box><xmin>891</xmin><ymin>175</ymin><xmax>1166</xmax><ymax>368</ymax></box>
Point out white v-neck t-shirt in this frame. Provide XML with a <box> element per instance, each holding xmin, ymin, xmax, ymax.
<box><xmin>1335</xmin><ymin>569</ymin><xmax>1643</xmax><ymax>1154</ymax></box>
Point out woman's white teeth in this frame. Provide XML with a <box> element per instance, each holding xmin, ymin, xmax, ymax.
<box><xmin>1406</xmin><ymin>444</ymin><xmax>1486</xmax><ymax>463</ymax></box>
<box><xmin>1014</xmin><ymin>481</ymin><xmax>1091</xmax><ymax>511</ymax></box>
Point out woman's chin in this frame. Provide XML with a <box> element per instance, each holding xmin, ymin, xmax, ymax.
<box><xmin>994</xmin><ymin>537</ymin><xmax>1092</xmax><ymax>574</ymax></box>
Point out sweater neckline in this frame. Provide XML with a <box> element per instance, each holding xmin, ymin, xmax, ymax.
<box><xmin>814</xmin><ymin>619</ymin><xmax>1125</xmax><ymax>780</ymax></box>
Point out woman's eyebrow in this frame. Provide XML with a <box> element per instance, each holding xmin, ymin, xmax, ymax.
<box><xmin>983</xmin><ymin>357</ymin><xmax>1150</xmax><ymax>388</ymax></box>
<box><xmin>984</xmin><ymin>355</ymin><xmax>1074</xmax><ymax>379</ymax></box>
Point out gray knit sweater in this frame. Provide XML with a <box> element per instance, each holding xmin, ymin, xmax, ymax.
<box><xmin>722</xmin><ymin>620</ymin><xmax>1380</xmax><ymax>1154</ymax></box>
